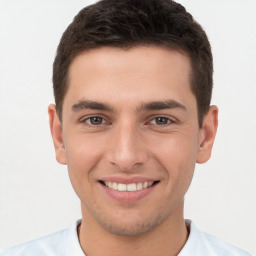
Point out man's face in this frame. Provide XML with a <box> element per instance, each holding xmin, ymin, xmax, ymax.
<box><xmin>50</xmin><ymin>46</ymin><xmax>215</xmax><ymax>236</ymax></box>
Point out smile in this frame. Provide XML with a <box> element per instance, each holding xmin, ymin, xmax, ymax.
<box><xmin>102</xmin><ymin>181</ymin><xmax>156</xmax><ymax>192</ymax></box>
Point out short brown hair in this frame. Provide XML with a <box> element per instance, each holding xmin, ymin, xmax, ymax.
<box><xmin>53</xmin><ymin>0</ymin><xmax>213</xmax><ymax>127</ymax></box>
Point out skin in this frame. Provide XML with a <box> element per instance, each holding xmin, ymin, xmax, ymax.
<box><xmin>48</xmin><ymin>46</ymin><xmax>218</xmax><ymax>256</ymax></box>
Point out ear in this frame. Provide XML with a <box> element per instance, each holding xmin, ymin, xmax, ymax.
<box><xmin>196</xmin><ymin>105</ymin><xmax>218</xmax><ymax>164</ymax></box>
<box><xmin>48</xmin><ymin>104</ymin><xmax>67</xmax><ymax>165</ymax></box>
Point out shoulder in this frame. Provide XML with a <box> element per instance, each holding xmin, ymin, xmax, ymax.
<box><xmin>179</xmin><ymin>220</ymin><xmax>253</xmax><ymax>256</ymax></box>
<box><xmin>0</xmin><ymin>220</ymin><xmax>83</xmax><ymax>256</ymax></box>
<box><xmin>0</xmin><ymin>229</ymin><xmax>68</xmax><ymax>256</ymax></box>
<box><xmin>200</xmin><ymin>231</ymin><xmax>252</xmax><ymax>256</ymax></box>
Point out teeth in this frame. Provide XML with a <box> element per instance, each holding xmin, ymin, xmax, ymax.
<box><xmin>112</xmin><ymin>182</ymin><xmax>118</xmax><ymax>190</ymax></box>
<box><xmin>117</xmin><ymin>183</ymin><xmax>126</xmax><ymax>191</ymax></box>
<box><xmin>103</xmin><ymin>181</ymin><xmax>155</xmax><ymax>191</ymax></box>
<box><xmin>136</xmin><ymin>182</ymin><xmax>143</xmax><ymax>190</ymax></box>
<box><xmin>127</xmin><ymin>183</ymin><xmax>136</xmax><ymax>191</ymax></box>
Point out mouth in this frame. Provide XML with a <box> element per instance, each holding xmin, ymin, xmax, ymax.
<box><xmin>100</xmin><ymin>180</ymin><xmax>159</xmax><ymax>192</ymax></box>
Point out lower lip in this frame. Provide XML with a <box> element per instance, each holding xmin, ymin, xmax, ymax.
<box><xmin>100</xmin><ymin>182</ymin><xmax>157</xmax><ymax>202</ymax></box>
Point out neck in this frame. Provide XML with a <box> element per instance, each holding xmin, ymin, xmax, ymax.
<box><xmin>78</xmin><ymin>203</ymin><xmax>189</xmax><ymax>256</ymax></box>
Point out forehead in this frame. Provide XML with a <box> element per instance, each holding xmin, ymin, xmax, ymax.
<box><xmin>69</xmin><ymin>46</ymin><xmax>191</xmax><ymax>81</ymax></box>
<box><xmin>65</xmin><ymin>46</ymin><xmax>195</xmax><ymax>111</ymax></box>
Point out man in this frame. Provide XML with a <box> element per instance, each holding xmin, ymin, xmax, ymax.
<box><xmin>1</xmin><ymin>0</ymin><xmax>253</xmax><ymax>255</ymax></box>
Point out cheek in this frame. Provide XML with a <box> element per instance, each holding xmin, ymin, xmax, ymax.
<box><xmin>63</xmin><ymin>135</ymin><xmax>105</xmax><ymax>191</ymax></box>
<box><xmin>65</xmin><ymin>133</ymin><xmax>104</xmax><ymax>167</ymax></box>
<box><xmin>153</xmin><ymin>132</ymin><xmax>199</xmax><ymax>186</ymax></box>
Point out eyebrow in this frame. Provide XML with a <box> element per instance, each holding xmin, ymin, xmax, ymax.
<box><xmin>71</xmin><ymin>99</ymin><xmax>186</xmax><ymax>113</ymax></box>
<box><xmin>137</xmin><ymin>100</ymin><xmax>187</xmax><ymax>112</ymax></box>
<box><xmin>72</xmin><ymin>100</ymin><xmax>113</xmax><ymax>112</ymax></box>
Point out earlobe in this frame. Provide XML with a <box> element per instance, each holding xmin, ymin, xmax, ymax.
<box><xmin>196</xmin><ymin>106</ymin><xmax>218</xmax><ymax>164</ymax></box>
<box><xmin>48</xmin><ymin>104</ymin><xmax>67</xmax><ymax>165</ymax></box>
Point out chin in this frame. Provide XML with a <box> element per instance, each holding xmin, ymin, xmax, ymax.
<box><xmin>95</xmin><ymin>210</ymin><xmax>167</xmax><ymax>237</ymax></box>
<box><xmin>102</xmin><ymin>221</ymin><xmax>157</xmax><ymax>237</ymax></box>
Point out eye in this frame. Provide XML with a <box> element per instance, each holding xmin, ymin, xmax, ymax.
<box><xmin>84</xmin><ymin>116</ymin><xmax>105</xmax><ymax>125</ymax></box>
<box><xmin>150</xmin><ymin>116</ymin><xmax>172</xmax><ymax>125</ymax></box>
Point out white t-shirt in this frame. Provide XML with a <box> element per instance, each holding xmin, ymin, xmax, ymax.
<box><xmin>0</xmin><ymin>219</ymin><xmax>253</xmax><ymax>256</ymax></box>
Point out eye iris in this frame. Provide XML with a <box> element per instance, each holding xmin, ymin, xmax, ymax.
<box><xmin>90</xmin><ymin>117</ymin><xmax>103</xmax><ymax>125</ymax></box>
<box><xmin>155</xmin><ymin>117</ymin><xmax>168</xmax><ymax>125</ymax></box>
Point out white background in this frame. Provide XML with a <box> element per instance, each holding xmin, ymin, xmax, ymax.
<box><xmin>0</xmin><ymin>0</ymin><xmax>255</xmax><ymax>254</ymax></box>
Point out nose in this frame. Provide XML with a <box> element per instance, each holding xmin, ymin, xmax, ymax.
<box><xmin>106</xmin><ymin>121</ymin><xmax>148</xmax><ymax>171</ymax></box>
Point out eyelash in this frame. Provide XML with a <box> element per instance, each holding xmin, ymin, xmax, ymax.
<box><xmin>80</xmin><ymin>115</ymin><xmax>175</xmax><ymax>127</ymax></box>
<box><xmin>148</xmin><ymin>116</ymin><xmax>175</xmax><ymax>126</ymax></box>
<box><xmin>81</xmin><ymin>116</ymin><xmax>108</xmax><ymax>126</ymax></box>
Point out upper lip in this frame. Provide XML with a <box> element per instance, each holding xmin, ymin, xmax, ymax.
<box><xmin>99</xmin><ymin>176</ymin><xmax>159</xmax><ymax>184</ymax></box>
